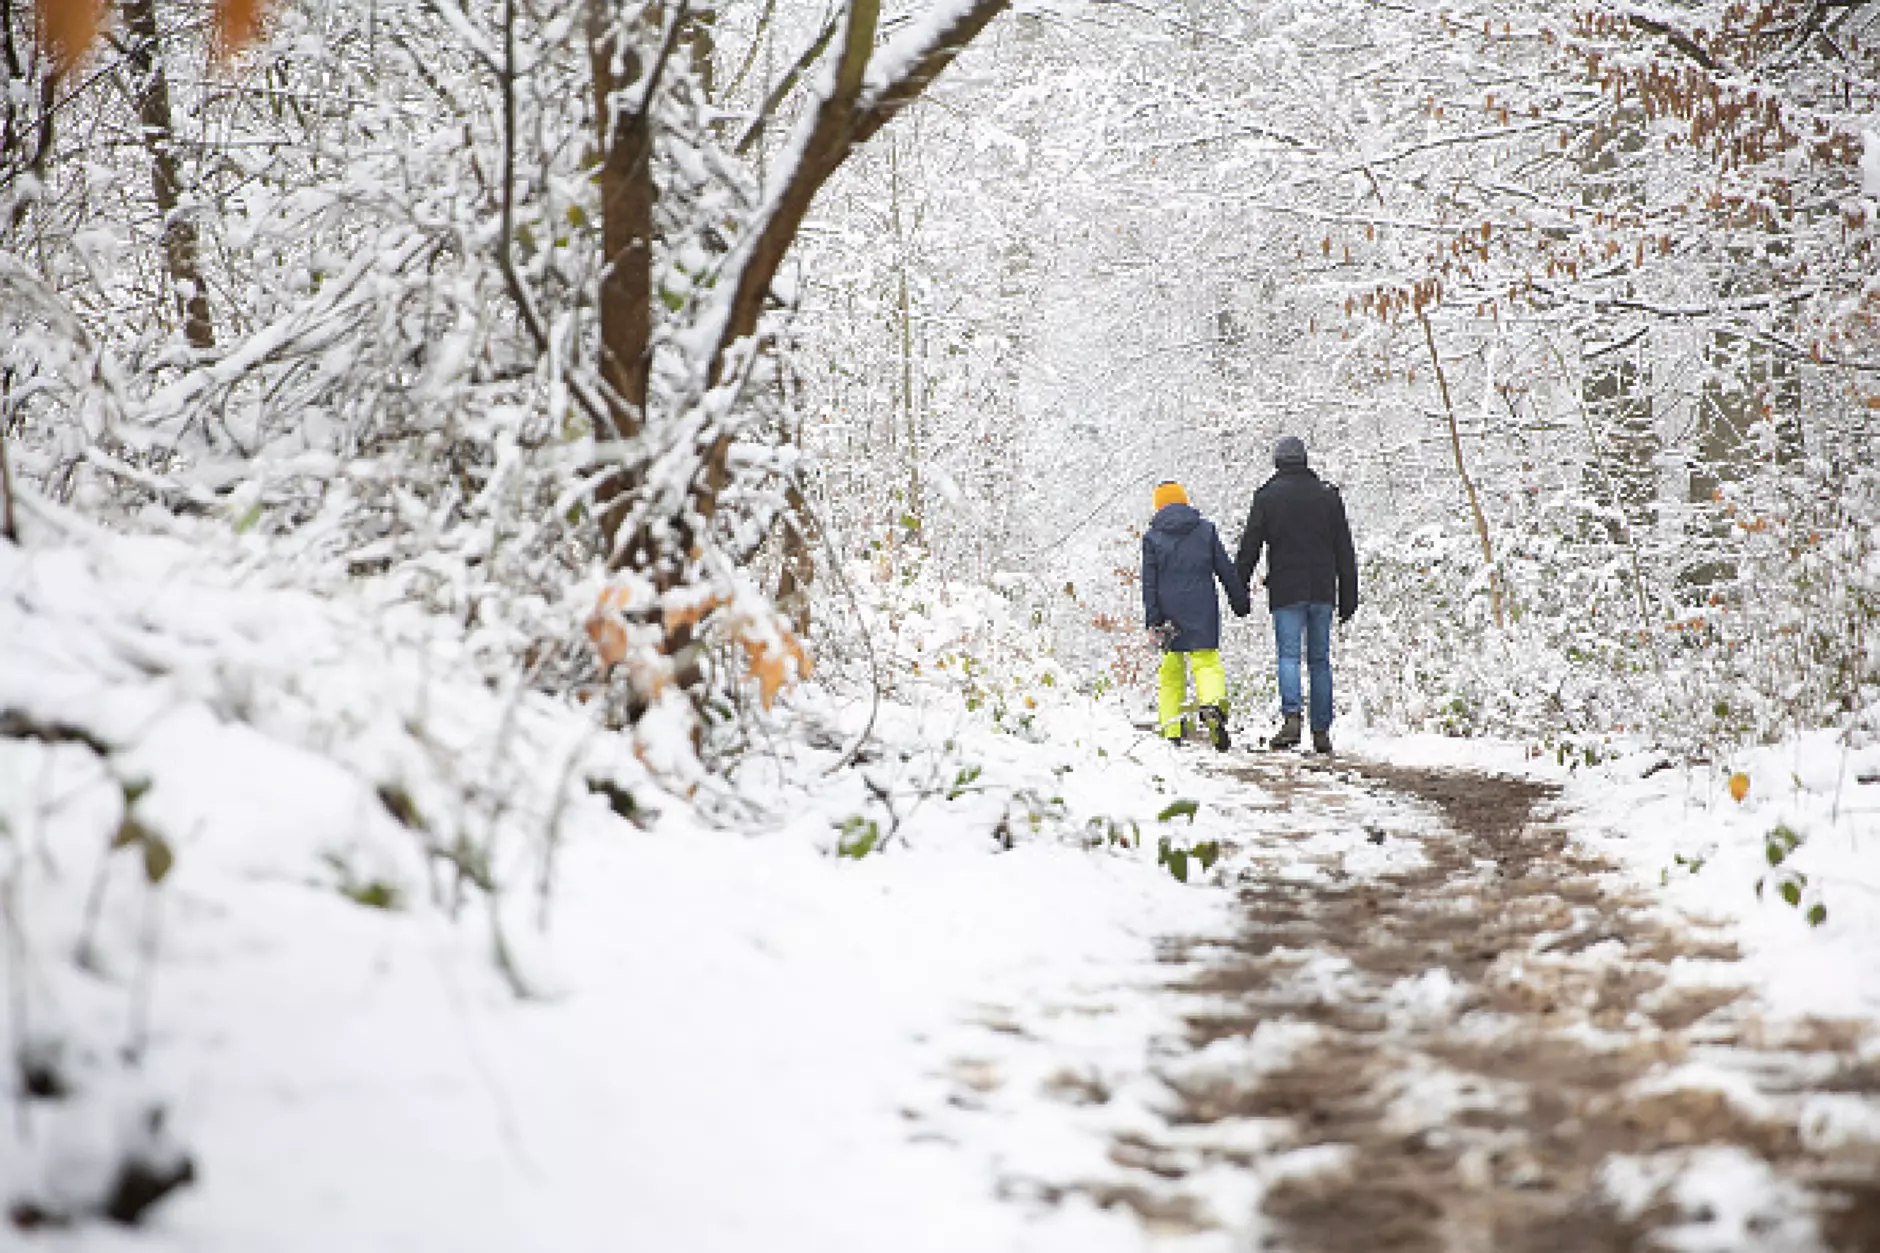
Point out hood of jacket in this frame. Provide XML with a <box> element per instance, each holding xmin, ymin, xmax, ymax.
<box><xmin>1150</xmin><ymin>502</ymin><xmax>1202</xmax><ymax>535</ymax></box>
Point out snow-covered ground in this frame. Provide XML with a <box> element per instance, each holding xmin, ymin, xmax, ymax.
<box><xmin>5</xmin><ymin>518</ymin><xmax>1879</xmax><ymax>1249</ymax></box>
<box><xmin>1336</xmin><ymin>726</ymin><xmax>1880</xmax><ymax>1026</ymax></box>
<box><xmin>0</xmin><ymin>519</ymin><xmax>1248</xmax><ymax>1250</ymax></box>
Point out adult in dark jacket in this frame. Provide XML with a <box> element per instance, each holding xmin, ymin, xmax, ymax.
<box><xmin>1234</xmin><ymin>436</ymin><xmax>1359</xmax><ymax>754</ymax></box>
<box><xmin>1143</xmin><ymin>481</ymin><xmax>1252</xmax><ymax>749</ymax></box>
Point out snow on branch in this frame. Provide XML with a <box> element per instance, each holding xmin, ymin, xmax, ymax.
<box><xmin>854</xmin><ymin>0</ymin><xmax>1009</xmax><ymax>145</ymax></box>
<box><xmin>706</xmin><ymin>0</ymin><xmax>1010</xmax><ymax>378</ymax></box>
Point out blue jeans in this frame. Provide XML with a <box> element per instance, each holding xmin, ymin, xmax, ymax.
<box><xmin>1272</xmin><ymin>602</ymin><xmax>1335</xmax><ymax>732</ymax></box>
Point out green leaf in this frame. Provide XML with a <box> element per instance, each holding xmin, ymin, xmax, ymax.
<box><xmin>233</xmin><ymin>502</ymin><xmax>263</xmax><ymax>534</ymax></box>
<box><xmin>1765</xmin><ymin>823</ymin><xmax>1802</xmax><ymax>866</ymax></box>
<box><xmin>837</xmin><ymin>817</ymin><xmax>880</xmax><ymax>859</ymax></box>
<box><xmin>343</xmin><ymin>880</ymin><xmax>403</xmax><ymax>911</ymax></box>
<box><xmin>1194</xmin><ymin>840</ymin><xmax>1221</xmax><ymax>872</ymax></box>
<box><xmin>1166</xmin><ymin>850</ymin><xmax>1189</xmax><ymax>883</ymax></box>
<box><xmin>1157</xmin><ymin>799</ymin><xmax>1200</xmax><ymax>824</ymax></box>
<box><xmin>1807</xmin><ymin>902</ymin><xmax>1827</xmax><ymax>927</ymax></box>
<box><xmin>377</xmin><ymin>784</ymin><xmax>426</xmax><ymax>832</ymax></box>
<box><xmin>946</xmin><ymin>764</ymin><xmax>984</xmax><ymax>800</ymax></box>
<box><xmin>1780</xmin><ymin>879</ymin><xmax>1802</xmax><ymax>907</ymax></box>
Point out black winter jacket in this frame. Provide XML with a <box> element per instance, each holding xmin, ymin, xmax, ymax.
<box><xmin>1234</xmin><ymin>467</ymin><xmax>1359</xmax><ymax>619</ymax></box>
<box><xmin>1142</xmin><ymin>504</ymin><xmax>1252</xmax><ymax>652</ymax></box>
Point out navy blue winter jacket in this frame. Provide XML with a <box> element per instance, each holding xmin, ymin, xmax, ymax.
<box><xmin>1141</xmin><ymin>504</ymin><xmax>1252</xmax><ymax>652</ymax></box>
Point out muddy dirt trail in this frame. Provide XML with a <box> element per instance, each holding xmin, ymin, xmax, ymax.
<box><xmin>1102</xmin><ymin>754</ymin><xmax>1880</xmax><ymax>1251</ymax></box>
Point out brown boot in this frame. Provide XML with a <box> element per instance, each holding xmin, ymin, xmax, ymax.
<box><xmin>1268</xmin><ymin>714</ymin><xmax>1302</xmax><ymax>750</ymax></box>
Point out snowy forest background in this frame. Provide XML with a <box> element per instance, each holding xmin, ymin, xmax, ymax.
<box><xmin>8</xmin><ymin>0</ymin><xmax>1880</xmax><ymax>763</ymax></box>
<box><xmin>7</xmin><ymin>0</ymin><xmax>1880</xmax><ymax>1240</ymax></box>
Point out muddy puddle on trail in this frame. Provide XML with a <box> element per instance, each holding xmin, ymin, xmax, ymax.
<box><xmin>1086</xmin><ymin>756</ymin><xmax>1880</xmax><ymax>1251</ymax></box>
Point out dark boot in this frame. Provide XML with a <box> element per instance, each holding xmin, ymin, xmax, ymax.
<box><xmin>1200</xmin><ymin>704</ymin><xmax>1231</xmax><ymax>752</ymax></box>
<box><xmin>1312</xmin><ymin>728</ymin><xmax>1333</xmax><ymax>755</ymax></box>
<box><xmin>1268</xmin><ymin>714</ymin><xmax>1302</xmax><ymax>750</ymax></box>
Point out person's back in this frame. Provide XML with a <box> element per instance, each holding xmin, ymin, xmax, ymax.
<box><xmin>1142</xmin><ymin>482</ymin><xmax>1250</xmax><ymax>749</ymax></box>
<box><xmin>1234</xmin><ymin>437</ymin><xmax>1358</xmax><ymax>753</ymax></box>
<box><xmin>1143</xmin><ymin>504</ymin><xmax>1224</xmax><ymax>645</ymax></box>
<box><xmin>1244</xmin><ymin>468</ymin><xmax>1354</xmax><ymax>614</ymax></box>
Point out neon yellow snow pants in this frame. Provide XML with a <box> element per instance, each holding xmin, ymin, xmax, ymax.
<box><xmin>1158</xmin><ymin>649</ymin><xmax>1226</xmax><ymax>740</ymax></box>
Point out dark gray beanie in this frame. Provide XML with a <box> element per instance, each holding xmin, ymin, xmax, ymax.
<box><xmin>1274</xmin><ymin>435</ymin><xmax>1308</xmax><ymax>468</ymax></box>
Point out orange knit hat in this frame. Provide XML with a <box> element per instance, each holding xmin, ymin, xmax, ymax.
<box><xmin>1152</xmin><ymin>481</ymin><xmax>1188</xmax><ymax>512</ymax></box>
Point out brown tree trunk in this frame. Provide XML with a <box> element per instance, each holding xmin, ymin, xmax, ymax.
<box><xmin>697</xmin><ymin>0</ymin><xmax>1008</xmax><ymax>524</ymax></box>
<box><xmin>121</xmin><ymin>0</ymin><xmax>214</xmax><ymax>350</ymax></box>
<box><xmin>588</xmin><ymin>0</ymin><xmax>655</xmax><ymax>430</ymax></box>
<box><xmin>587</xmin><ymin>0</ymin><xmax>659</xmax><ymax>567</ymax></box>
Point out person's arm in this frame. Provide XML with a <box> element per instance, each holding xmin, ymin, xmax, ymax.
<box><xmin>1332</xmin><ymin>491</ymin><xmax>1359</xmax><ymax>621</ymax></box>
<box><xmin>1212</xmin><ymin>524</ymin><xmax>1252</xmax><ymax>617</ymax></box>
<box><xmin>1142</xmin><ymin>533</ymin><xmax>1162</xmax><ymax>628</ymax></box>
<box><xmin>1234</xmin><ymin>498</ymin><xmax>1265</xmax><ymax>588</ymax></box>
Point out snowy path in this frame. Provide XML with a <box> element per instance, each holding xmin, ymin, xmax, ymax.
<box><xmin>942</xmin><ymin>753</ymin><xmax>1880</xmax><ymax>1251</ymax></box>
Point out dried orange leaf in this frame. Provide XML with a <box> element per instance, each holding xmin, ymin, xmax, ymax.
<box><xmin>586</xmin><ymin>615</ymin><xmax>629</xmax><ymax>670</ymax></box>
<box><xmin>662</xmin><ymin>594</ymin><xmax>724</xmax><ymax>635</ymax></box>
<box><xmin>38</xmin><ymin>0</ymin><xmax>102</xmax><ymax>76</ymax></box>
<box><xmin>737</xmin><ymin>621</ymin><xmax>810</xmax><ymax>709</ymax></box>
<box><xmin>1728</xmin><ymin>772</ymin><xmax>1750</xmax><ymax>804</ymax></box>
<box><xmin>213</xmin><ymin>0</ymin><xmax>269</xmax><ymax>57</ymax></box>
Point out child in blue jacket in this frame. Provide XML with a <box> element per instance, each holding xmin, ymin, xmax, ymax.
<box><xmin>1143</xmin><ymin>481</ymin><xmax>1252</xmax><ymax>749</ymax></box>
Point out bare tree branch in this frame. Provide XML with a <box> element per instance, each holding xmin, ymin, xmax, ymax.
<box><xmin>712</xmin><ymin>0</ymin><xmax>1009</xmax><ymax>376</ymax></box>
<box><xmin>734</xmin><ymin>10</ymin><xmax>839</xmax><ymax>155</ymax></box>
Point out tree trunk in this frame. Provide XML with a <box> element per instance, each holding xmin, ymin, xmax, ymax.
<box><xmin>775</xmin><ymin>482</ymin><xmax>816</xmax><ymax>638</ymax></box>
<box><xmin>588</xmin><ymin>0</ymin><xmax>655</xmax><ymax>431</ymax></box>
<box><xmin>587</xmin><ymin>0</ymin><xmax>659</xmax><ymax>567</ymax></box>
<box><xmin>121</xmin><ymin>0</ymin><xmax>214</xmax><ymax>350</ymax></box>
<box><xmin>1684</xmin><ymin>325</ymin><xmax>1802</xmax><ymax>590</ymax></box>
<box><xmin>1419</xmin><ymin>311</ymin><xmax>1504</xmax><ymax>629</ymax></box>
<box><xmin>890</xmin><ymin>136</ymin><xmax>920</xmax><ymax>541</ymax></box>
<box><xmin>1583</xmin><ymin>352</ymin><xmax>1657</xmax><ymax>545</ymax></box>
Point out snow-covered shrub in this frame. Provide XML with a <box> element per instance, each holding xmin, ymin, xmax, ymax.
<box><xmin>1338</xmin><ymin>436</ymin><xmax>1880</xmax><ymax>760</ymax></box>
<box><xmin>812</xmin><ymin>539</ymin><xmax>1071</xmax><ymax>735</ymax></box>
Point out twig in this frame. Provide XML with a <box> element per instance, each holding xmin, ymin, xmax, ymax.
<box><xmin>734</xmin><ymin>9</ymin><xmax>840</xmax><ymax>155</ymax></box>
<box><xmin>626</xmin><ymin>0</ymin><xmax>695</xmax><ymax>132</ymax></box>
<box><xmin>535</xmin><ymin>733</ymin><xmax>591</xmax><ymax>933</ymax></box>
<box><xmin>793</xmin><ymin>478</ymin><xmax>880</xmax><ymax>774</ymax></box>
<box><xmin>3</xmin><ymin>873</ymin><xmax>31</xmax><ymax>1136</ymax></box>
<box><xmin>123</xmin><ymin>877</ymin><xmax>166</xmax><ymax>1066</ymax></box>
<box><xmin>0</xmin><ymin>416</ymin><xmax>16</xmax><ymax>544</ymax></box>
